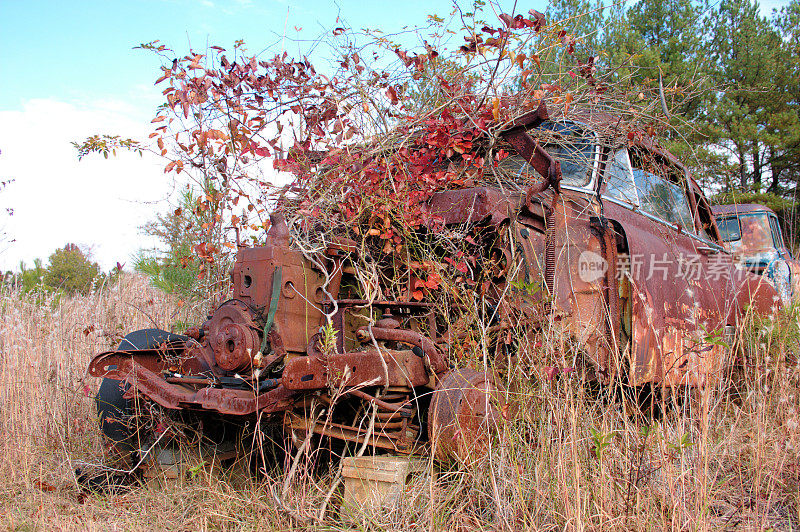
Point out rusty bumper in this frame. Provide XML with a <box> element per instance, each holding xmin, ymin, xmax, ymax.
<box><xmin>90</xmin><ymin>356</ymin><xmax>294</xmax><ymax>416</ymax></box>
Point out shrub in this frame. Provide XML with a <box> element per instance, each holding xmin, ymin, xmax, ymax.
<box><xmin>43</xmin><ymin>244</ymin><xmax>100</xmax><ymax>294</ymax></box>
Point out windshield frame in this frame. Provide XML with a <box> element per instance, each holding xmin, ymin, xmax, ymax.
<box><xmin>497</xmin><ymin>119</ymin><xmax>600</xmax><ymax>193</ymax></box>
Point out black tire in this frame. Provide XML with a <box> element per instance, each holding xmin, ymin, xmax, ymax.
<box><xmin>95</xmin><ymin>328</ymin><xmax>187</xmax><ymax>469</ymax></box>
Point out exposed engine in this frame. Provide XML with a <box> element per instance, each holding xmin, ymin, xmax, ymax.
<box><xmin>89</xmin><ymin>213</ymin><xmax>500</xmax><ymax>462</ymax></box>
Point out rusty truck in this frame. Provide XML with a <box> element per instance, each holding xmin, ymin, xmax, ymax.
<box><xmin>89</xmin><ymin>103</ymin><xmax>779</xmax><ymax>469</ymax></box>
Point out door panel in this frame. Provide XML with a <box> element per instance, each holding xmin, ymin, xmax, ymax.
<box><xmin>601</xmin><ymin>148</ymin><xmax>733</xmax><ymax>386</ymax></box>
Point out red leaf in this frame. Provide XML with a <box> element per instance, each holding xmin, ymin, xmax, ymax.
<box><xmin>386</xmin><ymin>86</ymin><xmax>399</xmax><ymax>105</ymax></box>
<box><xmin>499</xmin><ymin>13</ymin><xmax>526</xmax><ymax>29</ymax></box>
<box><xmin>424</xmin><ymin>273</ymin><xmax>441</xmax><ymax>289</ymax></box>
<box><xmin>34</xmin><ymin>479</ymin><xmax>56</xmax><ymax>492</ymax></box>
<box><xmin>154</xmin><ymin>70</ymin><xmax>170</xmax><ymax>84</ymax></box>
<box><xmin>528</xmin><ymin>10</ymin><xmax>546</xmax><ymax>31</ymax></box>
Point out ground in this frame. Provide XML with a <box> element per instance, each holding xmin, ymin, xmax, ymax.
<box><xmin>0</xmin><ymin>275</ymin><xmax>798</xmax><ymax>530</ymax></box>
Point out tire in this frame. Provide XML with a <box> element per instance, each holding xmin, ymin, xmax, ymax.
<box><xmin>95</xmin><ymin>328</ymin><xmax>187</xmax><ymax>469</ymax></box>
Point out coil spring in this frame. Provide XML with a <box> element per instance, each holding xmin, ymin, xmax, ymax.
<box><xmin>371</xmin><ymin>392</ymin><xmax>419</xmax><ymax>446</ymax></box>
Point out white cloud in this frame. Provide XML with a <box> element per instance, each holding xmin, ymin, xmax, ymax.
<box><xmin>0</xmin><ymin>98</ymin><xmax>174</xmax><ymax>272</ymax></box>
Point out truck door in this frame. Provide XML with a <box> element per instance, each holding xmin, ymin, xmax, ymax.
<box><xmin>602</xmin><ymin>147</ymin><xmax>731</xmax><ymax>386</ymax></box>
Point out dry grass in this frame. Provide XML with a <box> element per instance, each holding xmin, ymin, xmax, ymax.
<box><xmin>0</xmin><ymin>275</ymin><xmax>798</xmax><ymax>531</ymax></box>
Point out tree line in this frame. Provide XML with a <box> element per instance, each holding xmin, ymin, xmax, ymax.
<box><xmin>548</xmin><ymin>0</ymin><xmax>800</xmax><ymax>235</ymax></box>
<box><xmin>5</xmin><ymin>244</ymin><xmax>116</xmax><ymax>295</ymax></box>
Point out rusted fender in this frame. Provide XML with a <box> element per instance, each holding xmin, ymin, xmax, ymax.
<box><xmin>733</xmin><ymin>270</ymin><xmax>783</xmax><ymax>317</ymax></box>
<box><xmin>88</xmin><ymin>343</ymin><xmax>209</xmax><ymax>379</ymax></box>
<box><xmin>88</xmin><ymin>349</ymin><xmax>165</xmax><ymax>379</ymax></box>
<box><xmin>424</xmin><ymin>187</ymin><xmax>522</xmax><ymax>227</ymax></box>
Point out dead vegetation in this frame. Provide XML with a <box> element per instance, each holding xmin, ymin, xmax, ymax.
<box><xmin>0</xmin><ymin>275</ymin><xmax>796</xmax><ymax>530</ymax></box>
<box><xmin>12</xmin><ymin>5</ymin><xmax>800</xmax><ymax>530</ymax></box>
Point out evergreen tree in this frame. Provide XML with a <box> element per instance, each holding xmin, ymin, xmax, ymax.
<box><xmin>703</xmin><ymin>0</ymin><xmax>791</xmax><ymax>191</ymax></box>
<box><xmin>133</xmin><ymin>189</ymin><xmax>212</xmax><ymax>301</ymax></box>
<box><xmin>768</xmin><ymin>0</ymin><xmax>800</xmax><ymax>194</ymax></box>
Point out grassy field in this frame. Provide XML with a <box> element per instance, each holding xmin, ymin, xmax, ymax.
<box><xmin>0</xmin><ymin>274</ymin><xmax>798</xmax><ymax>530</ymax></box>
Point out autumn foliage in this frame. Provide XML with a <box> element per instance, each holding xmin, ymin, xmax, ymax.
<box><xmin>108</xmin><ymin>6</ymin><xmax>645</xmax><ymax>305</ymax></box>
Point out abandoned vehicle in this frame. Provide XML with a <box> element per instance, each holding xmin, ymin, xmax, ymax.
<box><xmin>89</xmin><ymin>103</ymin><xmax>781</xmax><ymax>469</ymax></box>
<box><xmin>713</xmin><ymin>203</ymin><xmax>799</xmax><ymax>305</ymax></box>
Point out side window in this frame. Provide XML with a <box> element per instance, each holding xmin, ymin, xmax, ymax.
<box><xmin>718</xmin><ymin>217</ymin><xmax>741</xmax><ymax>242</ymax></box>
<box><xmin>603</xmin><ymin>149</ymin><xmax>639</xmax><ymax>205</ymax></box>
<box><xmin>769</xmin><ymin>216</ymin><xmax>784</xmax><ymax>249</ymax></box>
<box><xmin>692</xmin><ymin>191</ymin><xmax>718</xmax><ymax>242</ymax></box>
<box><xmin>630</xmin><ymin>150</ymin><xmax>695</xmax><ymax>232</ymax></box>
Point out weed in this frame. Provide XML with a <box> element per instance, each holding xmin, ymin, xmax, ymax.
<box><xmin>0</xmin><ymin>275</ymin><xmax>798</xmax><ymax>530</ymax></box>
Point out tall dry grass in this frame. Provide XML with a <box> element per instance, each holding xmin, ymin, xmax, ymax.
<box><xmin>0</xmin><ymin>275</ymin><xmax>200</xmax><ymax>529</ymax></box>
<box><xmin>0</xmin><ymin>275</ymin><xmax>798</xmax><ymax>530</ymax></box>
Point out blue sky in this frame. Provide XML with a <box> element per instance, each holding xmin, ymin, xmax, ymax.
<box><xmin>0</xmin><ymin>0</ymin><xmax>791</xmax><ymax>272</ymax></box>
<box><xmin>0</xmin><ymin>0</ymin><xmax>462</xmax><ymax>110</ymax></box>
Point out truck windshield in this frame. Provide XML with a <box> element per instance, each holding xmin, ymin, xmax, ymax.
<box><xmin>498</xmin><ymin>121</ymin><xmax>596</xmax><ymax>188</ymax></box>
<box><xmin>719</xmin><ymin>213</ymin><xmax>776</xmax><ymax>258</ymax></box>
